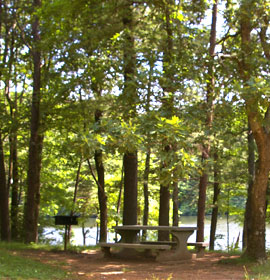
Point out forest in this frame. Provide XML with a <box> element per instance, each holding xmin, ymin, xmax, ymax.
<box><xmin>0</xmin><ymin>0</ymin><xmax>270</xmax><ymax>262</ymax></box>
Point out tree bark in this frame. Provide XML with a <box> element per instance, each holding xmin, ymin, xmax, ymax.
<box><xmin>23</xmin><ymin>0</ymin><xmax>43</xmax><ymax>243</ymax></box>
<box><xmin>116</xmin><ymin>165</ymin><xmax>124</xmax><ymax>225</ymax></box>
<box><xmin>9</xmin><ymin>94</ymin><xmax>20</xmax><ymax>241</ymax></box>
<box><xmin>243</xmin><ymin>123</ymin><xmax>255</xmax><ymax>249</ymax></box>
<box><xmin>196</xmin><ymin>171</ymin><xmax>208</xmax><ymax>242</ymax></box>
<box><xmin>121</xmin><ymin>1</ymin><xmax>138</xmax><ymax>226</ymax></box>
<box><xmin>209</xmin><ymin>151</ymin><xmax>220</xmax><ymax>250</ymax></box>
<box><xmin>158</xmin><ymin>183</ymin><xmax>170</xmax><ymax>241</ymax></box>
<box><xmin>142</xmin><ymin>149</ymin><xmax>150</xmax><ymax>239</ymax></box>
<box><xmin>11</xmin><ymin>136</ymin><xmax>19</xmax><ymax>241</ymax></box>
<box><xmin>142</xmin><ymin>55</ymin><xmax>153</xmax><ymax>238</ymax></box>
<box><xmin>67</xmin><ymin>159</ymin><xmax>82</xmax><ymax>243</ymax></box>
<box><xmin>0</xmin><ymin>132</ymin><xmax>11</xmax><ymax>241</ymax></box>
<box><xmin>244</xmin><ymin>139</ymin><xmax>270</xmax><ymax>259</ymax></box>
<box><xmin>94</xmin><ymin>109</ymin><xmax>107</xmax><ymax>242</ymax></box>
<box><xmin>0</xmin><ymin>0</ymin><xmax>16</xmax><ymax>242</ymax></box>
<box><xmin>196</xmin><ymin>0</ymin><xmax>217</xmax><ymax>243</ymax></box>
<box><xmin>239</xmin><ymin>0</ymin><xmax>270</xmax><ymax>260</ymax></box>
<box><xmin>123</xmin><ymin>153</ymin><xmax>138</xmax><ymax>225</ymax></box>
<box><xmin>172</xmin><ymin>181</ymin><xmax>179</xmax><ymax>227</ymax></box>
<box><xmin>158</xmin><ymin>1</ymin><xmax>174</xmax><ymax>241</ymax></box>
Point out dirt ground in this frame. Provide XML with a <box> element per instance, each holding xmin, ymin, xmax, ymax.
<box><xmin>15</xmin><ymin>248</ymin><xmax>251</xmax><ymax>280</ymax></box>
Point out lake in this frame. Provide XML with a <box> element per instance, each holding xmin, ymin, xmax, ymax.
<box><xmin>44</xmin><ymin>216</ymin><xmax>270</xmax><ymax>251</ymax></box>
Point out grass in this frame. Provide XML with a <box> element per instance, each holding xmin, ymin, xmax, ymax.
<box><xmin>0</xmin><ymin>241</ymin><xmax>99</xmax><ymax>279</ymax></box>
<box><xmin>2</xmin><ymin>241</ymin><xmax>270</xmax><ymax>280</ymax></box>
<box><xmin>248</xmin><ymin>260</ymin><xmax>270</xmax><ymax>280</ymax></box>
<box><xmin>219</xmin><ymin>253</ymin><xmax>270</xmax><ymax>280</ymax></box>
<box><xmin>0</xmin><ymin>242</ymin><xmax>70</xmax><ymax>279</ymax></box>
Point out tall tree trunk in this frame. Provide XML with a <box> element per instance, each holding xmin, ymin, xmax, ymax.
<box><xmin>67</xmin><ymin>159</ymin><xmax>82</xmax><ymax>243</ymax></box>
<box><xmin>197</xmin><ymin>171</ymin><xmax>208</xmax><ymax>242</ymax></box>
<box><xmin>94</xmin><ymin>109</ymin><xmax>107</xmax><ymax>242</ymax></box>
<box><xmin>239</xmin><ymin>0</ymin><xmax>270</xmax><ymax>260</ymax></box>
<box><xmin>7</xmin><ymin>22</ymin><xmax>19</xmax><ymax>241</ymax></box>
<box><xmin>242</xmin><ymin>123</ymin><xmax>255</xmax><ymax>249</ymax></box>
<box><xmin>0</xmin><ymin>132</ymin><xmax>11</xmax><ymax>241</ymax></box>
<box><xmin>244</xmin><ymin>142</ymin><xmax>270</xmax><ymax>259</ymax></box>
<box><xmin>158</xmin><ymin>183</ymin><xmax>170</xmax><ymax>241</ymax></box>
<box><xmin>172</xmin><ymin>181</ymin><xmax>179</xmax><ymax>226</ymax></box>
<box><xmin>142</xmin><ymin>54</ymin><xmax>153</xmax><ymax>238</ymax></box>
<box><xmin>11</xmin><ymin>136</ymin><xmax>19</xmax><ymax>240</ymax></box>
<box><xmin>196</xmin><ymin>0</ymin><xmax>217</xmax><ymax>243</ymax></box>
<box><xmin>8</xmin><ymin>98</ymin><xmax>20</xmax><ymax>241</ymax></box>
<box><xmin>123</xmin><ymin>153</ymin><xmax>138</xmax><ymax>225</ymax></box>
<box><xmin>23</xmin><ymin>0</ymin><xmax>43</xmax><ymax>243</ymax></box>
<box><xmin>0</xmin><ymin>0</ymin><xmax>17</xmax><ymax>242</ymax></box>
<box><xmin>142</xmin><ymin>149</ymin><xmax>150</xmax><ymax>239</ymax></box>
<box><xmin>116</xmin><ymin>165</ymin><xmax>124</xmax><ymax>225</ymax></box>
<box><xmin>115</xmin><ymin>165</ymin><xmax>123</xmax><ymax>241</ymax></box>
<box><xmin>122</xmin><ymin>1</ymin><xmax>137</xmax><ymax>226</ymax></box>
<box><xmin>158</xmin><ymin>1</ymin><xmax>174</xmax><ymax>241</ymax></box>
<box><xmin>209</xmin><ymin>150</ymin><xmax>220</xmax><ymax>250</ymax></box>
<box><xmin>6</xmin><ymin>8</ymin><xmax>16</xmax><ymax>194</ymax></box>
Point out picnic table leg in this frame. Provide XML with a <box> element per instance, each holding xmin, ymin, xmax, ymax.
<box><xmin>157</xmin><ymin>230</ymin><xmax>194</xmax><ymax>261</ymax></box>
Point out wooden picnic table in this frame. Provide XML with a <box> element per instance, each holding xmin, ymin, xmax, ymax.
<box><xmin>99</xmin><ymin>225</ymin><xmax>204</xmax><ymax>261</ymax></box>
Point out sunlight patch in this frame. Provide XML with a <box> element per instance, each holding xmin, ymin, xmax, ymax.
<box><xmin>100</xmin><ymin>271</ymin><xmax>124</xmax><ymax>275</ymax></box>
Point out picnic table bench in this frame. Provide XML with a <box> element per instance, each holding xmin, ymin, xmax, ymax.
<box><xmin>98</xmin><ymin>225</ymin><xmax>208</xmax><ymax>261</ymax></box>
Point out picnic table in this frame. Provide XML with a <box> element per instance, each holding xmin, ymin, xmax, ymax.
<box><xmin>99</xmin><ymin>225</ymin><xmax>208</xmax><ymax>261</ymax></box>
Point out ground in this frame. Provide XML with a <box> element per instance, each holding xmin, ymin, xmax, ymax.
<box><xmin>16</xmin><ymin>249</ymin><xmax>250</xmax><ymax>280</ymax></box>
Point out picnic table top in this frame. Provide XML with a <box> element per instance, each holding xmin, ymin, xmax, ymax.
<box><xmin>113</xmin><ymin>225</ymin><xmax>198</xmax><ymax>231</ymax></box>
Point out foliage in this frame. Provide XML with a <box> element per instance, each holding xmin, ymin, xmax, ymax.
<box><xmin>1</xmin><ymin>0</ymin><xmax>269</xmax><ymax>256</ymax></box>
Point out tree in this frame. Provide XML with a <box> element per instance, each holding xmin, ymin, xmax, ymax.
<box><xmin>196</xmin><ymin>0</ymin><xmax>218</xmax><ymax>243</ymax></box>
<box><xmin>23</xmin><ymin>0</ymin><xmax>43</xmax><ymax>243</ymax></box>
<box><xmin>0</xmin><ymin>132</ymin><xmax>11</xmax><ymax>241</ymax></box>
<box><xmin>94</xmin><ymin>109</ymin><xmax>107</xmax><ymax>242</ymax></box>
<box><xmin>121</xmin><ymin>0</ymin><xmax>138</xmax><ymax>227</ymax></box>
<box><xmin>159</xmin><ymin>0</ymin><xmax>174</xmax><ymax>237</ymax></box>
<box><xmin>243</xmin><ymin>123</ymin><xmax>255</xmax><ymax>249</ymax></box>
<box><xmin>239</xmin><ymin>0</ymin><xmax>270</xmax><ymax>260</ymax></box>
<box><xmin>209</xmin><ymin>149</ymin><xmax>220</xmax><ymax>250</ymax></box>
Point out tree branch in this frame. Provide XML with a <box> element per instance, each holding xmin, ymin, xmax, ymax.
<box><xmin>86</xmin><ymin>158</ymin><xmax>105</xmax><ymax>196</ymax></box>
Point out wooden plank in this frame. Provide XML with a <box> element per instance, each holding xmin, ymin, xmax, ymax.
<box><xmin>98</xmin><ymin>242</ymin><xmax>171</xmax><ymax>250</ymax></box>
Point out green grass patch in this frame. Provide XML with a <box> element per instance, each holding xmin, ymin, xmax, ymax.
<box><xmin>247</xmin><ymin>260</ymin><xmax>270</xmax><ymax>280</ymax></box>
<box><xmin>0</xmin><ymin>242</ymin><xmax>99</xmax><ymax>279</ymax></box>
<box><xmin>219</xmin><ymin>254</ymin><xmax>270</xmax><ymax>280</ymax></box>
<box><xmin>0</xmin><ymin>249</ymin><xmax>69</xmax><ymax>279</ymax></box>
<box><xmin>0</xmin><ymin>242</ymin><xmax>74</xmax><ymax>279</ymax></box>
<box><xmin>218</xmin><ymin>255</ymin><xmax>254</xmax><ymax>265</ymax></box>
<box><xmin>0</xmin><ymin>241</ymin><xmax>98</xmax><ymax>253</ymax></box>
<box><xmin>0</xmin><ymin>241</ymin><xmax>62</xmax><ymax>252</ymax></box>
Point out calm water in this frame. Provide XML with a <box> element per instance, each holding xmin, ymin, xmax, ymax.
<box><xmin>44</xmin><ymin>216</ymin><xmax>270</xmax><ymax>250</ymax></box>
